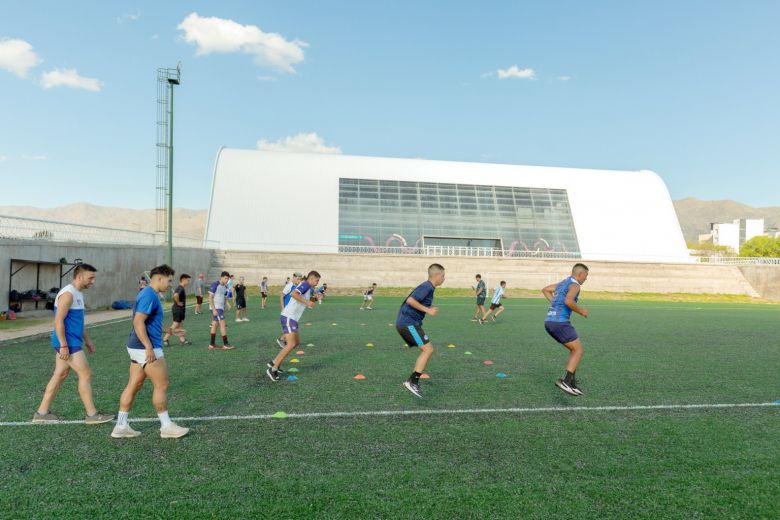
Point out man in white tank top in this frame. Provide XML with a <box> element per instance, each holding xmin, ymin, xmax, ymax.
<box><xmin>32</xmin><ymin>263</ymin><xmax>114</xmax><ymax>425</ymax></box>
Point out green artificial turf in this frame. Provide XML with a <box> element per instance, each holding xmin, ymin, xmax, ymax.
<box><xmin>1</xmin><ymin>296</ymin><xmax>778</xmax><ymax>518</ymax></box>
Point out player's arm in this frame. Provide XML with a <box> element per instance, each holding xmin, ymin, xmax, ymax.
<box><xmin>173</xmin><ymin>291</ymin><xmax>182</xmax><ymax>307</ymax></box>
<box><xmin>476</xmin><ymin>285</ymin><xmax>483</xmax><ymax>296</ymax></box>
<box><xmin>564</xmin><ymin>284</ymin><xmax>588</xmax><ymax>318</ymax></box>
<box><xmin>208</xmin><ymin>291</ymin><xmax>217</xmax><ymax>315</ymax></box>
<box><xmin>291</xmin><ymin>288</ymin><xmax>315</xmax><ymax>308</ymax></box>
<box><xmin>542</xmin><ymin>284</ymin><xmax>556</xmax><ymax>302</ymax></box>
<box><xmin>53</xmin><ymin>292</ymin><xmax>73</xmax><ymax>360</ymax></box>
<box><xmin>405</xmin><ymin>295</ymin><xmax>438</xmax><ymax>317</ymax></box>
<box><xmin>132</xmin><ymin>312</ymin><xmax>157</xmax><ymax>363</ymax></box>
<box><xmin>83</xmin><ymin>325</ymin><xmax>94</xmax><ymax>354</ymax></box>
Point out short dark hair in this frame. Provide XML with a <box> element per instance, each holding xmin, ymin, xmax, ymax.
<box><xmin>476</xmin><ymin>274</ymin><xmax>481</xmax><ymax>279</ymax></box>
<box><xmin>428</xmin><ymin>263</ymin><xmax>445</xmax><ymax>276</ymax></box>
<box><xmin>73</xmin><ymin>263</ymin><xmax>97</xmax><ymax>277</ymax></box>
<box><xmin>307</xmin><ymin>270</ymin><xmax>321</xmax><ymax>279</ymax></box>
<box><xmin>150</xmin><ymin>264</ymin><xmax>175</xmax><ymax>278</ymax></box>
<box><xmin>220</xmin><ymin>271</ymin><xmax>230</xmax><ymax>278</ymax></box>
<box><xmin>500</xmin><ymin>280</ymin><xmax>506</xmax><ymax>285</ymax></box>
<box><xmin>572</xmin><ymin>263</ymin><xmax>589</xmax><ymax>275</ymax></box>
<box><xmin>180</xmin><ymin>274</ymin><xmax>191</xmax><ymax>281</ymax></box>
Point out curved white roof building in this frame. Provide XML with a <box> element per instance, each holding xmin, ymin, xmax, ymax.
<box><xmin>205</xmin><ymin>148</ymin><xmax>689</xmax><ymax>262</ymax></box>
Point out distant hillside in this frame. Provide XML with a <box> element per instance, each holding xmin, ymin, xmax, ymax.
<box><xmin>0</xmin><ymin>202</ymin><xmax>207</xmax><ymax>239</ymax></box>
<box><xmin>2</xmin><ymin>199</ymin><xmax>778</xmax><ymax>244</ymax></box>
<box><xmin>673</xmin><ymin>198</ymin><xmax>780</xmax><ymax>242</ymax></box>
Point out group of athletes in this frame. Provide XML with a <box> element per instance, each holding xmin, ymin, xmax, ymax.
<box><xmin>31</xmin><ymin>260</ymin><xmax>590</xmax><ymax>437</ymax></box>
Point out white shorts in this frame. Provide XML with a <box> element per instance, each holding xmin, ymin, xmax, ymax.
<box><xmin>364</xmin><ymin>295</ymin><xmax>373</xmax><ymax>301</ymax></box>
<box><xmin>126</xmin><ymin>347</ymin><xmax>164</xmax><ymax>367</ymax></box>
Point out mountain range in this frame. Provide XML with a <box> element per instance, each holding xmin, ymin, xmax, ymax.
<box><xmin>1</xmin><ymin>199</ymin><xmax>778</xmax><ymax>243</ymax></box>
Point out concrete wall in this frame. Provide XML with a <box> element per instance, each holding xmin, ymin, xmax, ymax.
<box><xmin>209</xmin><ymin>250</ymin><xmax>775</xmax><ymax>298</ymax></box>
<box><xmin>738</xmin><ymin>265</ymin><xmax>780</xmax><ymax>300</ymax></box>
<box><xmin>1</xmin><ymin>239</ymin><xmax>213</xmax><ymax>312</ymax></box>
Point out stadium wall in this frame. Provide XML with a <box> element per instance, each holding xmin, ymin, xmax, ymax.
<box><xmin>0</xmin><ymin>239</ymin><xmax>213</xmax><ymax>313</ymax></box>
<box><xmin>208</xmin><ymin>250</ymin><xmax>772</xmax><ymax>299</ymax></box>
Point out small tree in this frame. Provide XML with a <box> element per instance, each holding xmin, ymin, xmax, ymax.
<box><xmin>739</xmin><ymin>236</ymin><xmax>780</xmax><ymax>257</ymax></box>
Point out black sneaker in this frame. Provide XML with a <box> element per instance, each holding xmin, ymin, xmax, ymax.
<box><xmin>276</xmin><ymin>338</ymin><xmax>286</xmax><ymax>350</ymax></box>
<box><xmin>491</xmin><ymin>315</ymin><xmax>497</xmax><ymax>322</ymax></box>
<box><xmin>569</xmin><ymin>381</ymin><xmax>584</xmax><ymax>396</ymax></box>
<box><xmin>403</xmin><ymin>379</ymin><xmax>422</xmax><ymax>398</ymax></box>
<box><xmin>555</xmin><ymin>378</ymin><xmax>578</xmax><ymax>396</ymax></box>
<box><xmin>266</xmin><ymin>366</ymin><xmax>280</xmax><ymax>382</ymax></box>
<box><xmin>266</xmin><ymin>362</ymin><xmax>284</xmax><ymax>375</ymax></box>
<box><xmin>478</xmin><ymin>318</ymin><xmax>485</xmax><ymax>325</ymax></box>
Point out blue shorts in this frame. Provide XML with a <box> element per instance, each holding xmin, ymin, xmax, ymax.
<box><xmin>212</xmin><ymin>309</ymin><xmax>226</xmax><ymax>322</ymax></box>
<box><xmin>52</xmin><ymin>344</ymin><xmax>83</xmax><ymax>355</ymax></box>
<box><xmin>280</xmin><ymin>316</ymin><xmax>299</xmax><ymax>334</ymax></box>
<box><xmin>226</xmin><ymin>291</ymin><xmax>233</xmax><ymax>298</ymax></box>
<box><xmin>545</xmin><ymin>321</ymin><xmax>578</xmax><ymax>345</ymax></box>
<box><xmin>476</xmin><ymin>297</ymin><xmax>486</xmax><ymax>306</ymax></box>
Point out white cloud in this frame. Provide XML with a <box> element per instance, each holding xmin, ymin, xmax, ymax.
<box><xmin>177</xmin><ymin>12</ymin><xmax>308</xmax><ymax>73</ymax></box>
<box><xmin>558</xmin><ymin>75</ymin><xmax>571</xmax><ymax>81</ymax></box>
<box><xmin>117</xmin><ymin>11</ymin><xmax>140</xmax><ymax>24</ymax></box>
<box><xmin>40</xmin><ymin>68</ymin><xmax>103</xmax><ymax>92</ymax></box>
<box><xmin>22</xmin><ymin>154</ymin><xmax>47</xmax><ymax>161</ymax></box>
<box><xmin>0</xmin><ymin>38</ymin><xmax>42</xmax><ymax>78</ymax></box>
<box><xmin>257</xmin><ymin>133</ymin><xmax>341</xmax><ymax>154</ymax></box>
<box><xmin>497</xmin><ymin>65</ymin><xmax>536</xmax><ymax>80</ymax></box>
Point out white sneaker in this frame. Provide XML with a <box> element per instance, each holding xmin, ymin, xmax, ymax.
<box><xmin>235</xmin><ymin>319</ymin><xmax>242</xmax><ymax>322</ymax></box>
<box><xmin>160</xmin><ymin>422</ymin><xmax>189</xmax><ymax>439</ymax></box>
<box><xmin>111</xmin><ymin>424</ymin><xmax>142</xmax><ymax>438</ymax></box>
<box><xmin>242</xmin><ymin>318</ymin><xmax>250</xmax><ymax>322</ymax></box>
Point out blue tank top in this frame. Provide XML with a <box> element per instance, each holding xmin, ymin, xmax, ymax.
<box><xmin>51</xmin><ymin>285</ymin><xmax>85</xmax><ymax>347</ymax></box>
<box><xmin>545</xmin><ymin>277</ymin><xmax>580</xmax><ymax>323</ymax></box>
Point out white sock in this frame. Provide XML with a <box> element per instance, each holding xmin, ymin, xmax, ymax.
<box><xmin>158</xmin><ymin>410</ymin><xmax>172</xmax><ymax>428</ymax></box>
<box><xmin>117</xmin><ymin>411</ymin><xmax>129</xmax><ymax>427</ymax></box>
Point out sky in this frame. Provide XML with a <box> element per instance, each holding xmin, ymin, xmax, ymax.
<box><xmin>1</xmin><ymin>1</ymin><xmax>779</xmax><ymax>209</ymax></box>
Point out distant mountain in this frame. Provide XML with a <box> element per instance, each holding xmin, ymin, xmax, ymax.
<box><xmin>673</xmin><ymin>198</ymin><xmax>780</xmax><ymax>242</ymax></box>
<box><xmin>2</xmin><ymin>199</ymin><xmax>777</xmax><ymax>245</ymax></box>
<box><xmin>0</xmin><ymin>202</ymin><xmax>207</xmax><ymax>239</ymax></box>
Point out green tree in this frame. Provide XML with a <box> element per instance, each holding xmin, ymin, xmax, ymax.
<box><xmin>739</xmin><ymin>236</ymin><xmax>780</xmax><ymax>257</ymax></box>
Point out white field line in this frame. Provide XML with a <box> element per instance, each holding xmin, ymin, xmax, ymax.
<box><xmin>3</xmin><ymin>401</ymin><xmax>777</xmax><ymax>427</ymax></box>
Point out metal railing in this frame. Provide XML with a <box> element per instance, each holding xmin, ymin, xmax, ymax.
<box><xmin>336</xmin><ymin>244</ymin><xmax>582</xmax><ymax>259</ymax></box>
<box><xmin>0</xmin><ymin>214</ymin><xmax>212</xmax><ymax>249</ymax></box>
<box><xmin>694</xmin><ymin>256</ymin><xmax>780</xmax><ymax>265</ymax></box>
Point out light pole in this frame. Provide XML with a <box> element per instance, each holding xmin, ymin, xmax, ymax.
<box><xmin>157</xmin><ymin>63</ymin><xmax>181</xmax><ymax>267</ymax></box>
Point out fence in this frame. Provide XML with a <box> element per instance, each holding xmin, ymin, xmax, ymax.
<box><xmin>0</xmin><ymin>214</ymin><xmax>215</xmax><ymax>249</ymax></box>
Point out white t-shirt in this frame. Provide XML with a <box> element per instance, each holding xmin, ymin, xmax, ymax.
<box><xmin>281</xmin><ymin>281</ymin><xmax>313</xmax><ymax>322</ymax></box>
<box><xmin>491</xmin><ymin>286</ymin><xmax>505</xmax><ymax>305</ymax></box>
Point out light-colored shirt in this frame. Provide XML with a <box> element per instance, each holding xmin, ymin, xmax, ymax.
<box><xmin>209</xmin><ymin>281</ymin><xmax>227</xmax><ymax>310</ymax></box>
<box><xmin>281</xmin><ymin>281</ymin><xmax>313</xmax><ymax>322</ymax></box>
<box><xmin>51</xmin><ymin>284</ymin><xmax>85</xmax><ymax>348</ymax></box>
<box><xmin>491</xmin><ymin>286</ymin><xmax>505</xmax><ymax>305</ymax></box>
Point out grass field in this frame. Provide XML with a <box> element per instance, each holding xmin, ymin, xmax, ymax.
<box><xmin>1</xmin><ymin>295</ymin><xmax>778</xmax><ymax>518</ymax></box>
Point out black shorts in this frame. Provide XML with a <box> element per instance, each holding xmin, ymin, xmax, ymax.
<box><xmin>261</xmin><ymin>292</ymin><xmax>268</xmax><ymax>298</ymax></box>
<box><xmin>196</xmin><ymin>295</ymin><xmax>203</xmax><ymax>304</ymax></box>
<box><xmin>397</xmin><ymin>324</ymin><xmax>430</xmax><ymax>348</ymax></box>
<box><xmin>236</xmin><ymin>297</ymin><xmax>247</xmax><ymax>309</ymax></box>
<box><xmin>172</xmin><ymin>306</ymin><xmax>186</xmax><ymax>323</ymax></box>
<box><xmin>489</xmin><ymin>303</ymin><xmax>503</xmax><ymax>310</ymax></box>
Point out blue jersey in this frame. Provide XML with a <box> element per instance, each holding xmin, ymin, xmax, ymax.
<box><xmin>51</xmin><ymin>285</ymin><xmax>85</xmax><ymax>348</ymax></box>
<box><xmin>127</xmin><ymin>286</ymin><xmax>164</xmax><ymax>349</ymax></box>
<box><xmin>396</xmin><ymin>281</ymin><xmax>435</xmax><ymax>327</ymax></box>
<box><xmin>545</xmin><ymin>277</ymin><xmax>580</xmax><ymax>323</ymax></box>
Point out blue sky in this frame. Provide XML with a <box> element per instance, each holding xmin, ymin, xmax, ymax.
<box><xmin>1</xmin><ymin>1</ymin><xmax>778</xmax><ymax>209</ymax></box>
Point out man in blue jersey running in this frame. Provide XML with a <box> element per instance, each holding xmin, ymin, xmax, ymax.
<box><xmin>276</xmin><ymin>271</ymin><xmax>302</xmax><ymax>349</ymax></box>
<box><xmin>396</xmin><ymin>263</ymin><xmax>445</xmax><ymax>398</ymax></box>
<box><xmin>33</xmin><ymin>263</ymin><xmax>114</xmax><ymax>425</ymax></box>
<box><xmin>111</xmin><ymin>264</ymin><xmax>189</xmax><ymax>439</ymax></box>
<box><xmin>542</xmin><ymin>263</ymin><xmax>589</xmax><ymax>396</ymax></box>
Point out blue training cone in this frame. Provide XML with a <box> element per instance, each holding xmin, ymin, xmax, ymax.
<box><xmin>287</xmin><ymin>375</ymin><xmax>298</xmax><ymax>381</ymax></box>
<box><xmin>496</xmin><ymin>372</ymin><xmax>508</xmax><ymax>378</ymax></box>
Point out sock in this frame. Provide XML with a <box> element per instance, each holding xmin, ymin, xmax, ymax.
<box><xmin>410</xmin><ymin>371</ymin><xmax>421</xmax><ymax>385</ymax></box>
<box><xmin>158</xmin><ymin>410</ymin><xmax>172</xmax><ymax>428</ymax></box>
<box><xmin>222</xmin><ymin>335</ymin><xmax>229</xmax><ymax>345</ymax></box>
<box><xmin>87</xmin><ymin>411</ymin><xmax>97</xmax><ymax>418</ymax></box>
<box><xmin>563</xmin><ymin>371</ymin><xmax>575</xmax><ymax>383</ymax></box>
<box><xmin>37</xmin><ymin>408</ymin><xmax>48</xmax><ymax>415</ymax></box>
<box><xmin>210</xmin><ymin>334</ymin><xmax>216</xmax><ymax>346</ymax></box>
<box><xmin>117</xmin><ymin>411</ymin><xmax>129</xmax><ymax>427</ymax></box>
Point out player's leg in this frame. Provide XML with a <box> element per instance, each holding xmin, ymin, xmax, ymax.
<box><xmin>218</xmin><ymin>317</ymin><xmax>233</xmax><ymax>349</ymax></box>
<box><xmin>494</xmin><ymin>304</ymin><xmax>505</xmax><ymax>319</ymax></box>
<box><xmin>66</xmin><ymin>351</ymin><xmax>102</xmax><ymax>420</ymax></box>
<box><xmin>481</xmin><ymin>306</ymin><xmax>494</xmax><ymax>323</ymax></box>
<box><xmin>34</xmin><ymin>354</ymin><xmax>71</xmax><ymax>421</ymax></box>
<box><xmin>112</xmin><ymin>362</ymin><xmax>146</xmax><ymax>437</ymax></box>
<box><xmin>144</xmin><ymin>357</ymin><xmax>189</xmax><ymax>438</ymax></box>
<box><xmin>556</xmin><ymin>333</ymin><xmax>584</xmax><ymax>396</ymax></box>
<box><xmin>273</xmin><ymin>331</ymin><xmax>298</xmax><ymax>368</ymax></box>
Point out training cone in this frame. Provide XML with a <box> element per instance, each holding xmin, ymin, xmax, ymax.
<box><xmin>296</xmin><ymin>350</ymin><xmax>305</xmax><ymax>355</ymax></box>
<box><xmin>483</xmin><ymin>360</ymin><xmax>493</xmax><ymax>365</ymax></box>
<box><xmin>496</xmin><ymin>372</ymin><xmax>508</xmax><ymax>378</ymax></box>
<box><xmin>464</xmin><ymin>351</ymin><xmax>473</xmax><ymax>355</ymax></box>
<box><xmin>447</xmin><ymin>344</ymin><xmax>456</xmax><ymax>348</ymax></box>
<box><xmin>288</xmin><ymin>367</ymin><xmax>299</xmax><ymax>373</ymax></box>
<box><xmin>366</xmin><ymin>342</ymin><xmax>374</xmax><ymax>347</ymax></box>
<box><xmin>354</xmin><ymin>374</ymin><xmax>366</xmax><ymax>380</ymax></box>
<box><xmin>420</xmin><ymin>373</ymin><xmax>430</xmax><ymax>379</ymax></box>
<box><xmin>272</xmin><ymin>411</ymin><xmax>288</xmax><ymax>419</ymax></box>
<box><xmin>287</xmin><ymin>375</ymin><xmax>298</xmax><ymax>381</ymax></box>
<box><xmin>306</xmin><ymin>343</ymin><xmax>314</xmax><ymax>347</ymax></box>
<box><xmin>290</xmin><ymin>358</ymin><xmax>300</xmax><ymax>363</ymax></box>
<box><xmin>332</xmin><ymin>323</ymin><xmax>338</xmax><ymax>326</ymax></box>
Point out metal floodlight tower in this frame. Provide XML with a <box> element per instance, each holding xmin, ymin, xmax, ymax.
<box><xmin>156</xmin><ymin>63</ymin><xmax>181</xmax><ymax>267</ymax></box>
